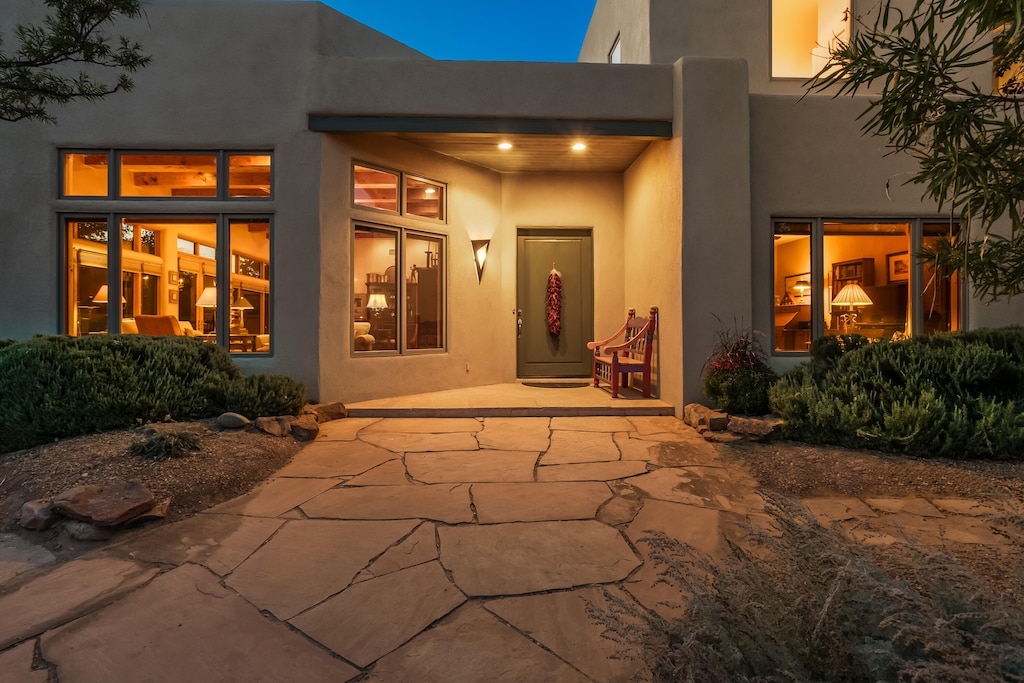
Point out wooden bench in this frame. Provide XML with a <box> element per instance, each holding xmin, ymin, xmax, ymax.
<box><xmin>587</xmin><ymin>306</ymin><xmax>658</xmax><ymax>398</ymax></box>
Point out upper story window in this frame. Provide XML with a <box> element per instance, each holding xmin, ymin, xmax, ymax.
<box><xmin>61</xmin><ymin>150</ymin><xmax>272</xmax><ymax>199</ymax></box>
<box><xmin>609</xmin><ymin>35</ymin><xmax>622</xmax><ymax>64</ymax></box>
<box><xmin>353</xmin><ymin>162</ymin><xmax>447</xmax><ymax>222</ymax></box>
<box><xmin>771</xmin><ymin>0</ymin><xmax>850</xmax><ymax>78</ymax></box>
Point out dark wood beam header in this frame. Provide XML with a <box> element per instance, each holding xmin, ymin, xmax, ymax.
<box><xmin>308</xmin><ymin>115</ymin><xmax>672</xmax><ymax>138</ymax></box>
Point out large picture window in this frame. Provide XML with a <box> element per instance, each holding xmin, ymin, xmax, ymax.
<box><xmin>353</xmin><ymin>225</ymin><xmax>445</xmax><ymax>353</ymax></box>
<box><xmin>772</xmin><ymin>218</ymin><xmax>961</xmax><ymax>353</ymax></box>
<box><xmin>771</xmin><ymin>0</ymin><xmax>850</xmax><ymax>78</ymax></box>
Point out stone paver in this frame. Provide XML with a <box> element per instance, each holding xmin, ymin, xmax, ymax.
<box><xmin>42</xmin><ymin>564</ymin><xmax>358</xmax><ymax>682</ymax></box>
<box><xmin>363</xmin><ymin>604</ymin><xmax>589</xmax><ymax>683</ymax></box>
<box><xmin>802</xmin><ymin>497</ymin><xmax>879</xmax><ymax>523</ymax></box>
<box><xmin>362</xmin><ymin>418</ymin><xmax>483</xmax><ymax>433</ymax></box>
<box><xmin>477</xmin><ymin>417</ymin><xmax>550</xmax><ymax>451</ymax></box>
<box><xmin>356</xmin><ymin>522</ymin><xmax>438</xmax><ymax>582</ymax></box>
<box><xmin>0</xmin><ymin>558</ymin><xmax>159</xmax><ymax>649</ymax></box>
<box><xmin>0</xmin><ymin>533</ymin><xmax>56</xmax><ymax>586</ymax></box>
<box><xmin>226</xmin><ymin>519</ymin><xmax>418</xmax><ymax>619</ymax></box>
<box><xmin>0</xmin><ymin>640</ymin><xmax>48</xmax><ymax>683</ymax></box>
<box><xmin>551</xmin><ymin>416</ymin><xmax>635</xmax><ymax>432</ymax></box>
<box><xmin>537</xmin><ymin>461</ymin><xmax>649</xmax><ymax>481</ymax></box>
<box><xmin>629</xmin><ymin>467</ymin><xmax>758</xmax><ymax>513</ymax></box>
<box><xmin>276</xmin><ymin>440</ymin><xmax>398</xmax><ymax>478</ymax></box>
<box><xmin>302</xmin><ymin>484</ymin><xmax>474</xmax><ymax>523</ymax></box>
<box><xmin>112</xmin><ymin>513</ymin><xmax>284</xmax><ymax>576</ymax></box>
<box><xmin>318</xmin><ymin>417</ymin><xmax>379</xmax><ymax>441</ymax></box>
<box><xmin>863</xmin><ymin>496</ymin><xmax>945</xmax><ymax>518</ymax></box>
<box><xmin>439</xmin><ymin>520</ymin><xmax>640</xmax><ymax>596</ymax></box>
<box><xmin>360</xmin><ymin>431</ymin><xmax>480</xmax><ymax>453</ymax></box>
<box><xmin>597</xmin><ymin>495</ymin><xmax>644</xmax><ymax>526</ymax></box>
<box><xmin>930</xmin><ymin>498</ymin><xmax>1002</xmax><ymax>517</ymax></box>
<box><xmin>407</xmin><ymin>450</ymin><xmax>538</xmax><ymax>483</ymax></box>
<box><xmin>472</xmin><ymin>482</ymin><xmax>613</xmax><ymax>523</ymax></box>
<box><xmin>344</xmin><ymin>459</ymin><xmax>411</xmax><ymax>486</ymax></box>
<box><xmin>485</xmin><ymin>587</ymin><xmax>650</xmax><ymax>683</ymax></box>
<box><xmin>207</xmin><ymin>477</ymin><xmax>339</xmax><ymax>517</ymax></box>
<box><xmin>542</xmin><ymin>430</ymin><xmax>621</xmax><ymax>464</ymax></box>
<box><xmin>614</xmin><ymin>432</ymin><xmax>660</xmax><ymax>460</ymax></box>
<box><xmin>291</xmin><ymin>561</ymin><xmax>466</xmax><ymax>667</ymax></box>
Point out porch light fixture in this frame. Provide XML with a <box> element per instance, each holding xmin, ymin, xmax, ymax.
<box><xmin>498</xmin><ymin>142</ymin><xmax>512</xmax><ymax>150</ymax></box>
<box><xmin>571</xmin><ymin>142</ymin><xmax>587</xmax><ymax>151</ymax></box>
<box><xmin>471</xmin><ymin>239</ymin><xmax>490</xmax><ymax>283</ymax></box>
<box><xmin>366</xmin><ymin>293</ymin><xmax>389</xmax><ymax>310</ymax></box>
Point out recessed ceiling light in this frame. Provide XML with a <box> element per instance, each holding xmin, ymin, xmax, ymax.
<box><xmin>498</xmin><ymin>142</ymin><xmax>513</xmax><ymax>150</ymax></box>
<box><xmin>571</xmin><ymin>142</ymin><xmax>587</xmax><ymax>152</ymax></box>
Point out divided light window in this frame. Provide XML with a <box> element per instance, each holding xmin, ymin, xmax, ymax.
<box><xmin>353</xmin><ymin>162</ymin><xmax>446</xmax><ymax>221</ymax></box>
<box><xmin>61</xmin><ymin>151</ymin><xmax>272</xmax><ymax>199</ymax></box>
<box><xmin>771</xmin><ymin>0</ymin><xmax>850</xmax><ymax>78</ymax></box>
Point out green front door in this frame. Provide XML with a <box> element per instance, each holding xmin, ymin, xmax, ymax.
<box><xmin>516</xmin><ymin>229</ymin><xmax>594</xmax><ymax>378</ymax></box>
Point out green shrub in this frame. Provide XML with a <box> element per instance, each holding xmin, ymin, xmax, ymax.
<box><xmin>702</xmin><ymin>324</ymin><xmax>777</xmax><ymax>415</ymax></box>
<box><xmin>0</xmin><ymin>335</ymin><xmax>304</xmax><ymax>453</ymax></box>
<box><xmin>770</xmin><ymin>327</ymin><xmax>1024</xmax><ymax>459</ymax></box>
<box><xmin>214</xmin><ymin>373</ymin><xmax>306</xmax><ymax>419</ymax></box>
<box><xmin>129</xmin><ymin>429</ymin><xmax>202</xmax><ymax>461</ymax></box>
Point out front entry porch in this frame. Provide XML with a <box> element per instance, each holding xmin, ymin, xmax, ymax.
<box><xmin>345</xmin><ymin>382</ymin><xmax>673</xmax><ymax>418</ymax></box>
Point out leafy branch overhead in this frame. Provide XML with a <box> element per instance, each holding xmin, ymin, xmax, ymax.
<box><xmin>809</xmin><ymin>0</ymin><xmax>1024</xmax><ymax>301</ymax></box>
<box><xmin>0</xmin><ymin>0</ymin><xmax>150</xmax><ymax>124</ymax></box>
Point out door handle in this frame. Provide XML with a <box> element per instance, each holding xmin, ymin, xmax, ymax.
<box><xmin>516</xmin><ymin>309</ymin><xmax>523</xmax><ymax>338</ymax></box>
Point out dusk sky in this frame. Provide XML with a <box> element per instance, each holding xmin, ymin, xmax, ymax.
<box><xmin>322</xmin><ymin>0</ymin><xmax>599</xmax><ymax>62</ymax></box>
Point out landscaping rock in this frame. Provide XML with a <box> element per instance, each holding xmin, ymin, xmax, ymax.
<box><xmin>683</xmin><ymin>403</ymin><xmax>729</xmax><ymax>431</ymax></box>
<box><xmin>53</xmin><ymin>481</ymin><xmax>156</xmax><ymax>527</ymax></box>
<box><xmin>19</xmin><ymin>500</ymin><xmax>56</xmax><ymax>531</ymax></box>
<box><xmin>703</xmin><ymin>431</ymin><xmax>746</xmax><ymax>444</ymax></box>
<box><xmin>305</xmin><ymin>402</ymin><xmax>348</xmax><ymax>423</ymax></box>
<box><xmin>64</xmin><ymin>521</ymin><xmax>115</xmax><ymax>542</ymax></box>
<box><xmin>727</xmin><ymin>415</ymin><xmax>783</xmax><ymax>439</ymax></box>
<box><xmin>255</xmin><ymin>416</ymin><xmax>294</xmax><ymax>437</ymax></box>
<box><xmin>127</xmin><ymin>498</ymin><xmax>172</xmax><ymax>525</ymax></box>
<box><xmin>217</xmin><ymin>412</ymin><xmax>250</xmax><ymax>429</ymax></box>
<box><xmin>290</xmin><ymin>414</ymin><xmax>320</xmax><ymax>442</ymax></box>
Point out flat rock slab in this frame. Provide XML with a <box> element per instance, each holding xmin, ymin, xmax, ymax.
<box><xmin>537</xmin><ymin>461</ymin><xmax>649</xmax><ymax>482</ymax></box>
<box><xmin>477</xmin><ymin>417</ymin><xmax>550</xmax><ymax>451</ymax></box>
<box><xmin>364</xmin><ymin>604</ymin><xmax>589</xmax><ymax>683</ymax></box>
<box><xmin>344</xmin><ymin>459</ymin><xmax>411</xmax><ymax>486</ymax></box>
<box><xmin>0</xmin><ymin>558</ymin><xmax>158</xmax><ymax>650</ymax></box>
<box><xmin>407</xmin><ymin>450</ymin><xmax>538</xmax><ymax>483</ymax></box>
<box><xmin>627</xmin><ymin>416</ymin><xmax>693</xmax><ymax>436</ymax></box>
<box><xmin>542</xmin><ymin>430</ymin><xmax>620</xmax><ymax>464</ymax></box>
<box><xmin>439</xmin><ymin>520</ymin><xmax>639</xmax><ymax>596</ymax></box>
<box><xmin>0</xmin><ymin>533</ymin><xmax>56</xmax><ymax>586</ymax></box>
<box><xmin>802</xmin><ymin>497</ymin><xmax>879</xmax><ymax>523</ymax></box>
<box><xmin>597</xmin><ymin>496</ymin><xmax>644</xmax><ymax>526</ymax></box>
<box><xmin>356</xmin><ymin>522</ymin><xmax>438</xmax><ymax>582</ymax></box>
<box><xmin>930</xmin><ymin>498</ymin><xmax>1002</xmax><ymax>517</ymax></box>
<box><xmin>318</xmin><ymin>417</ymin><xmax>380</xmax><ymax>441</ymax></box>
<box><xmin>275</xmin><ymin>440</ymin><xmax>398</xmax><ymax>478</ymax></box>
<box><xmin>52</xmin><ymin>481</ymin><xmax>155</xmax><ymax>526</ymax></box>
<box><xmin>112</xmin><ymin>514</ymin><xmax>284</xmax><ymax>576</ymax></box>
<box><xmin>649</xmin><ymin>440</ymin><xmax>721</xmax><ymax>467</ymax></box>
<box><xmin>0</xmin><ymin>640</ymin><xmax>48</xmax><ymax>683</ymax></box>
<box><xmin>551</xmin><ymin>416</ymin><xmax>636</xmax><ymax>432</ymax></box>
<box><xmin>614</xmin><ymin>432</ymin><xmax>660</xmax><ymax>461</ymax></box>
<box><xmin>226</xmin><ymin>519</ymin><xmax>417</xmax><ymax>620</ymax></box>
<box><xmin>41</xmin><ymin>564</ymin><xmax>358</xmax><ymax>683</ymax></box>
<box><xmin>362</xmin><ymin>418</ymin><xmax>482</xmax><ymax>433</ymax></box>
<box><xmin>863</xmin><ymin>497</ymin><xmax>945</xmax><ymax>518</ymax></box>
<box><xmin>473</xmin><ymin>482</ymin><xmax>613</xmax><ymax>523</ymax></box>
<box><xmin>302</xmin><ymin>484</ymin><xmax>474</xmax><ymax>523</ymax></box>
<box><xmin>485</xmin><ymin>587</ymin><xmax>651</xmax><ymax>683</ymax></box>
<box><xmin>208</xmin><ymin>477</ymin><xmax>339</xmax><ymax>518</ymax></box>
<box><xmin>629</xmin><ymin>467</ymin><xmax>757</xmax><ymax>513</ymax></box>
<box><xmin>361</xmin><ymin>432</ymin><xmax>479</xmax><ymax>453</ymax></box>
<box><xmin>291</xmin><ymin>560</ymin><xmax>466</xmax><ymax>667</ymax></box>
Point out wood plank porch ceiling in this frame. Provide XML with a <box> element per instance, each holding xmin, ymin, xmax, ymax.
<box><xmin>308</xmin><ymin>116</ymin><xmax>672</xmax><ymax>173</ymax></box>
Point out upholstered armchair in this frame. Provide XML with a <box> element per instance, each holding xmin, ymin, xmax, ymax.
<box><xmin>354</xmin><ymin>321</ymin><xmax>375</xmax><ymax>350</ymax></box>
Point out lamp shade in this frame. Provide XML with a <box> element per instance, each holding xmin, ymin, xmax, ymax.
<box><xmin>366</xmin><ymin>293</ymin><xmax>389</xmax><ymax>309</ymax></box>
<box><xmin>231</xmin><ymin>295</ymin><xmax>254</xmax><ymax>310</ymax></box>
<box><xmin>832</xmin><ymin>282</ymin><xmax>873</xmax><ymax>307</ymax></box>
<box><xmin>794</xmin><ymin>279</ymin><xmax>811</xmax><ymax>293</ymax></box>
<box><xmin>196</xmin><ymin>286</ymin><xmax>218</xmax><ymax>307</ymax></box>
<box><xmin>92</xmin><ymin>285</ymin><xmax>125</xmax><ymax>305</ymax></box>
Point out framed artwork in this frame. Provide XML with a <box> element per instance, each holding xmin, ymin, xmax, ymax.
<box><xmin>887</xmin><ymin>252</ymin><xmax>910</xmax><ymax>283</ymax></box>
<box><xmin>354</xmin><ymin>296</ymin><xmax>365</xmax><ymax>320</ymax></box>
<box><xmin>783</xmin><ymin>272</ymin><xmax>811</xmax><ymax>303</ymax></box>
<box><xmin>168</xmin><ymin>290</ymin><xmax>179</xmax><ymax>304</ymax></box>
<box><xmin>168</xmin><ymin>271</ymin><xmax>179</xmax><ymax>285</ymax></box>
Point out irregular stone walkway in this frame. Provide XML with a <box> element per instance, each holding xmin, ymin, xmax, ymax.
<box><xmin>0</xmin><ymin>416</ymin><xmax>1018</xmax><ymax>682</ymax></box>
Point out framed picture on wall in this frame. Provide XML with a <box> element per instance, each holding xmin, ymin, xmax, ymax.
<box><xmin>168</xmin><ymin>271</ymin><xmax>179</xmax><ymax>285</ymax></box>
<box><xmin>168</xmin><ymin>290</ymin><xmax>179</xmax><ymax>304</ymax></box>
<box><xmin>887</xmin><ymin>252</ymin><xmax>910</xmax><ymax>283</ymax></box>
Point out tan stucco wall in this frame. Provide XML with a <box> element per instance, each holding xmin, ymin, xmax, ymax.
<box><xmin>578</xmin><ymin>0</ymin><xmax>651</xmax><ymax>64</ymax></box>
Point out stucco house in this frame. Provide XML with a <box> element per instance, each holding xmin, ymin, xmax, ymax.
<box><xmin>2</xmin><ymin>0</ymin><xmax>1021</xmax><ymax>416</ymax></box>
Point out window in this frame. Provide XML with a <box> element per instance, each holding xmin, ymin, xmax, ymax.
<box><xmin>61</xmin><ymin>150</ymin><xmax>272</xmax><ymax>199</ymax></box>
<box><xmin>772</xmin><ymin>218</ymin><xmax>961</xmax><ymax>353</ymax></box>
<box><xmin>771</xmin><ymin>0</ymin><xmax>849</xmax><ymax>78</ymax></box>
<box><xmin>353</xmin><ymin>162</ymin><xmax>446</xmax><ymax>221</ymax></box>
<box><xmin>65</xmin><ymin>215</ymin><xmax>272</xmax><ymax>353</ymax></box>
<box><xmin>354</xmin><ymin>225</ymin><xmax>445</xmax><ymax>353</ymax></box>
<box><xmin>609</xmin><ymin>35</ymin><xmax>622</xmax><ymax>64</ymax></box>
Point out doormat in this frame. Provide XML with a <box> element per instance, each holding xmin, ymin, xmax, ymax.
<box><xmin>522</xmin><ymin>381</ymin><xmax>591</xmax><ymax>389</ymax></box>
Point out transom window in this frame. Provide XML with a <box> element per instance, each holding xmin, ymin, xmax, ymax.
<box><xmin>353</xmin><ymin>225</ymin><xmax>445</xmax><ymax>354</ymax></box>
<box><xmin>62</xmin><ymin>151</ymin><xmax>272</xmax><ymax>199</ymax></box>
<box><xmin>353</xmin><ymin>163</ymin><xmax>446</xmax><ymax>222</ymax></box>
<box><xmin>771</xmin><ymin>0</ymin><xmax>850</xmax><ymax>78</ymax></box>
<box><xmin>773</xmin><ymin>218</ymin><xmax>962</xmax><ymax>353</ymax></box>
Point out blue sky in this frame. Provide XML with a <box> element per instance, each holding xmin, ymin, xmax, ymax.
<box><xmin>322</xmin><ymin>1</ymin><xmax>599</xmax><ymax>62</ymax></box>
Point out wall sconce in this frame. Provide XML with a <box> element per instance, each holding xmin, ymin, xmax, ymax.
<box><xmin>472</xmin><ymin>239</ymin><xmax>490</xmax><ymax>283</ymax></box>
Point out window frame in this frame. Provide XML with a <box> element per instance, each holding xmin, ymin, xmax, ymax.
<box><xmin>608</xmin><ymin>34</ymin><xmax>622</xmax><ymax>64</ymax></box>
<box><xmin>351</xmin><ymin>161</ymin><xmax>448</xmax><ymax>224</ymax></box>
<box><xmin>770</xmin><ymin>216</ymin><xmax>966</xmax><ymax>356</ymax></box>
<box><xmin>351</xmin><ymin>221</ymin><xmax>447</xmax><ymax>356</ymax></box>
